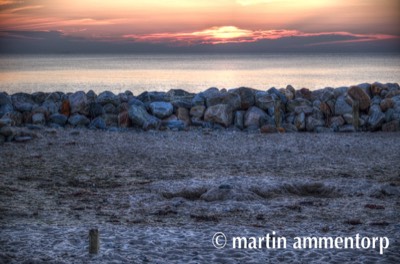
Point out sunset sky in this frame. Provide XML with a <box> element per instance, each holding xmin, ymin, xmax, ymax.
<box><xmin>0</xmin><ymin>0</ymin><xmax>399</xmax><ymax>52</ymax></box>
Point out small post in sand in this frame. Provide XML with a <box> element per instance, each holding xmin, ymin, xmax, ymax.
<box><xmin>89</xmin><ymin>228</ymin><xmax>99</xmax><ymax>254</ymax></box>
<box><xmin>352</xmin><ymin>100</ymin><xmax>359</xmax><ymax>130</ymax></box>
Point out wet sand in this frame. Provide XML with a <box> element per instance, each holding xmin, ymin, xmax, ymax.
<box><xmin>1</xmin><ymin>128</ymin><xmax>400</xmax><ymax>263</ymax></box>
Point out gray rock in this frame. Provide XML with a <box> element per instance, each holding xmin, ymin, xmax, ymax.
<box><xmin>49</xmin><ymin>113</ymin><xmax>68</xmax><ymax>126</ymax></box>
<box><xmin>385</xmin><ymin>108</ymin><xmax>395</xmax><ymax>122</ymax></box>
<box><xmin>32</xmin><ymin>113</ymin><xmax>45</xmax><ymax>125</ymax></box>
<box><xmin>0</xmin><ymin>92</ymin><xmax>13</xmax><ymax>118</ymax></box>
<box><xmin>89</xmin><ymin>117</ymin><xmax>106</xmax><ymax>129</ymax></box>
<box><xmin>343</xmin><ymin>113</ymin><xmax>354</xmax><ymax>124</ymax></box>
<box><xmin>367</xmin><ymin>105</ymin><xmax>385</xmax><ymax>131</ymax></box>
<box><xmin>0</xmin><ymin>126</ymin><xmax>15</xmax><ymax>137</ymax></box>
<box><xmin>86</xmin><ymin>90</ymin><xmax>97</xmax><ymax>104</ymax></box>
<box><xmin>204</xmin><ymin>104</ymin><xmax>233</xmax><ymax>127</ymax></box>
<box><xmin>286</xmin><ymin>98</ymin><xmax>312</xmax><ymax>113</ymax></box>
<box><xmin>168</xmin><ymin>89</ymin><xmax>195</xmax><ymax>109</ymax></box>
<box><xmin>190</xmin><ymin>105</ymin><xmax>206</xmax><ymax>118</ymax></box>
<box><xmin>11</xmin><ymin>93</ymin><xmax>35</xmax><ymax>112</ymax></box>
<box><xmin>295</xmin><ymin>112</ymin><xmax>306</xmax><ymax>131</ymax></box>
<box><xmin>234</xmin><ymin>111</ymin><xmax>245</xmax><ymax>130</ymax></box>
<box><xmin>32</xmin><ymin>92</ymin><xmax>47</xmax><ymax>104</ymax></box>
<box><xmin>45</xmin><ymin>92</ymin><xmax>62</xmax><ymax>102</ymax></box>
<box><xmin>206</xmin><ymin>91</ymin><xmax>241</xmax><ymax>110</ymax></box>
<box><xmin>230</xmin><ymin>87</ymin><xmax>255</xmax><ymax>110</ymax></box>
<box><xmin>128</xmin><ymin>97</ymin><xmax>145</xmax><ymax>108</ymax></box>
<box><xmin>330</xmin><ymin>116</ymin><xmax>345</xmax><ymax>130</ymax></box>
<box><xmin>42</xmin><ymin>100</ymin><xmax>60</xmax><ymax>115</ymax></box>
<box><xmin>2</xmin><ymin>111</ymin><xmax>22</xmax><ymax>126</ymax></box>
<box><xmin>163</xmin><ymin>120</ymin><xmax>186</xmax><ymax>131</ymax></box>
<box><xmin>137</xmin><ymin>91</ymin><xmax>169</xmax><ymax>104</ymax></box>
<box><xmin>255</xmin><ymin>91</ymin><xmax>275</xmax><ymax>111</ymax></box>
<box><xmin>69</xmin><ymin>91</ymin><xmax>88</xmax><ymax>115</ymax></box>
<box><xmin>103</xmin><ymin>103</ymin><xmax>117</xmax><ymax>114</ymax></box>
<box><xmin>244</xmin><ymin>106</ymin><xmax>267</xmax><ymax>128</ymax></box>
<box><xmin>149</xmin><ymin>102</ymin><xmax>174</xmax><ymax>119</ymax></box>
<box><xmin>96</xmin><ymin>91</ymin><xmax>120</xmax><ymax>106</ymax></box>
<box><xmin>306</xmin><ymin>116</ymin><xmax>324</xmax><ymax>132</ymax></box>
<box><xmin>334</xmin><ymin>96</ymin><xmax>352</xmax><ymax>116</ymax></box>
<box><xmin>68</xmin><ymin>114</ymin><xmax>89</xmax><ymax>127</ymax></box>
<box><xmin>128</xmin><ymin>104</ymin><xmax>160</xmax><ymax>130</ymax></box>
<box><xmin>88</xmin><ymin>102</ymin><xmax>105</xmax><ymax>119</ymax></box>
<box><xmin>282</xmin><ymin>123</ymin><xmax>298</xmax><ymax>132</ymax></box>
<box><xmin>333</xmin><ymin>86</ymin><xmax>348</xmax><ymax>98</ymax></box>
<box><xmin>268</xmin><ymin>87</ymin><xmax>288</xmax><ymax>104</ymax></box>
<box><xmin>0</xmin><ymin>117</ymin><xmax>12</xmax><ymax>128</ymax></box>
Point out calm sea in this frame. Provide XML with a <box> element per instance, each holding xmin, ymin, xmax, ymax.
<box><xmin>0</xmin><ymin>53</ymin><xmax>399</xmax><ymax>95</ymax></box>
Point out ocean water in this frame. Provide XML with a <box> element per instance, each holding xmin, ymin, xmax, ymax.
<box><xmin>0</xmin><ymin>53</ymin><xmax>399</xmax><ymax>95</ymax></box>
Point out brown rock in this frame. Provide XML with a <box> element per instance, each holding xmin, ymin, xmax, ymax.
<box><xmin>61</xmin><ymin>99</ymin><xmax>70</xmax><ymax>117</ymax></box>
<box><xmin>260</xmin><ymin>124</ymin><xmax>277</xmax><ymax>133</ymax></box>
<box><xmin>379</xmin><ymin>98</ymin><xmax>394</xmax><ymax>112</ymax></box>
<box><xmin>299</xmin><ymin>88</ymin><xmax>313</xmax><ymax>101</ymax></box>
<box><xmin>382</xmin><ymin>120</ymin><xmax>399</xmax><ymax>132</ymax></box>
<box><xmin>176</xmin><ymin>107</ymin><xmax>191</xmax><ymax>126</ymax></box>
<box><xmin>320</xmin><ymin>102</ymin><xmax>332</xmax><ymax>116</ymax></box>
<box><xmin>190</xmin><ymin>105</ymin><xmax>206</xmax><ymax>118</ymax></box>
<box><xmin>118</xmin><ymin>111</ymin><xmax>131</xmax><ymax>128</ymax></box>
<box><xmin>371</xmin><ymin>83</ymin><xmax>385</xmax><ymax>96</ymax></box>
<box><xmin>347</xmin><ymin>86</ymin><xmax>371</xmax><ymax>111</ymax></box>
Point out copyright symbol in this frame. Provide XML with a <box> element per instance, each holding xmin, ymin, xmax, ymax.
<box><xmin>212</xmin><ymin>232</ymin><xmax>227</xmax><ymax>249</ymax></box>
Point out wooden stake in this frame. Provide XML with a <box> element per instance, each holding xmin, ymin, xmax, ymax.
<box><xmin>89</xmin><ymin>229</ymin><xmax>99</xmax><ymax>254</ymax></box>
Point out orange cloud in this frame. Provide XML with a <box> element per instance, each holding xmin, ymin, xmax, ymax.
<box><xmin>123</xmin><ymin>26</ymin><xmax>399</xmax><ymax>46</ymax></box>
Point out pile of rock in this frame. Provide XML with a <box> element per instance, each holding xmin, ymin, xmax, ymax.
<box><xmin>1</xmin><ymin>82</ymin><xmax>399</xmax><ymax>142</ymax></box>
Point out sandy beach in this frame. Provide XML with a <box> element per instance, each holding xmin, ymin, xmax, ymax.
<box><xmin>0</xmin><ymin>128</ymin><xmax>399</xmax><ymax>263</ymax></box>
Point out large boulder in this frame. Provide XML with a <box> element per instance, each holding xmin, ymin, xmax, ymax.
<box><xmin>49</xmin><ymin>113</ymin><xmax>68</xmax><ymax>126</ymax></box>
<box><xmin>11</xmin><ymin>93</ymin><xmax>35</xmax><ymax>112</ymax></box>
<box><xmin>295</xmin><ymin>112</ymin><xmax>306</xmax><ymax>131</ymax></box>
<box><xmin>128</xmin><ymin>104</ymin><xmax>160</xmax><ymax>130</ymax></box>
<box><xmin>32</xmin><ymin>113</ymin><xmax>45</xmax><ymax>125</ymax></box>
<box><xmin>244</xmin><ymin>106</ymin><xmax>267</xmax><ymax>128</ymax></box>
<box><xmin>204</xmin><ymin>104</ymin><xmax>233</xmax><ymax>127</ymax></box>
<box><xmin>255</xmin><ymin>91</ymin><xmax>275</xmax><ymax>111</ymax></box>
<box><xmin>137</xmin><ymin>91</ymin><xmax>169</xmax><ymax>104</ymax></box>
<box><xmin>96</xmin><ymin>91</ymin><xmax>120</xmax><ymax>106</ymax></box>
<box><xmin>347</xmin><ymin>86</ymin><xmax>371</xmax><ymax>111</ymax></box>
<box><xmin>149</xmin><ymin>102</ymin><xmax>173</xmax><ymax>119</ymax></box>
<box><xmin>89</xmin><ymin>117</ymin><xmax>107</xmax><ymax>129</ymax></box>
<box><xmin>69</xmin><ymin>91</ymin><xmax>88</xmax><ymax>115</ymax></box>
<box><xmin>382</xmin><ymin>120</ymin><xmax>399</xmax><ymax>132</ymax></box>
<box><xmin>68</xmin><ymin>114</ymin><xmax>89</xmax><ymax>127</ymax></box>
<box><xmin>88</xmin><ymin>102</ymin><xmax>105</xmax><ymax>119</ymax></box>
<box><xmin>380</xmin><ymin>98</ymin><xmax>393</xmax><ymax>112</ymax></box>
<box><xmin>0</xmin><ymin>92</ymin><xmax>13</xmax><ymax>118</ymax></box>
<box><xmin>234</xmin><ymin>111</ymin><xmax>245</xmax><ymax>130</ymax></box>
<box><xmin>268</xmin><ymin>87</ymin><xmax>288</xmax><ymax>104</ymax></box>
<box><xmin>334</xmin><ymin>96</ymin><xmax>352</xmax><ymax>116</ymax></box>
<box><xmin>306</xmin><ymin>116</ymin><xmax>324</xmax><ymax>132</ymax></box>
<box><xmin>2</xmin><ymin>111</ymin><xmax>22</xmax><ymax>126</ymax></box>
<box><xmin>230</xmin><ymin>87</ymin><xmax>255</xmax><ymax>110</ymax></box>
<box><xmin>367</xmin><ymin>105</ymin><xmax>385</xmax><ymax>131</ymax></box>
<box><xmin>205</xmin><ymin>91</ymin><xmax>241</xmax><ymax>110</ymax></box>
<box><xmin>168</xmin><ymin>89</ymin><xmax>195</xmax><ymax>109</ymax></box>
<box><xmin>287</xmin><ymin>98</ymin><xmax>312</xmax><ymax>113</ymax></box>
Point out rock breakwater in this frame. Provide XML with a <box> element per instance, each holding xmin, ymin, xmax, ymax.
<box><xmin>1</xmin><ymin>82</ymin><xmax>400</xmax><ymax>142</ymax></box>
